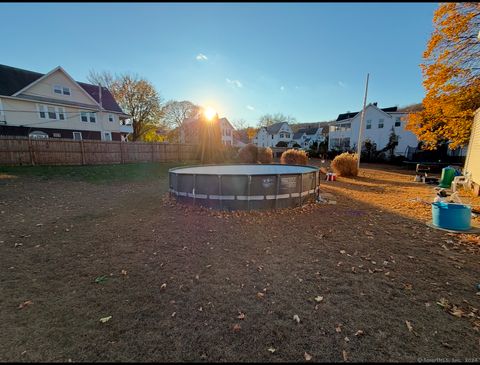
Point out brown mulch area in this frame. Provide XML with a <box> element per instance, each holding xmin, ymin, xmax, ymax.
<box><xmin>0</xmin><ymin>162</ymin><xmax>479</xmax><ymax>362</ymax></box>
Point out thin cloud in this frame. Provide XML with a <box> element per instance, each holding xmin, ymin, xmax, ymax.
<box><xmin>196</xmin><ymin>53</ymin><xmax>208</xmax><ymax>61</ymax></box>
<box><xmin>246</xmin><ymin>105</ymin><xmax>255</xmax><ymax>111</ymax></box>
<box><xmin>338</xmin><ymin>81</ymin><xmax>347</xmax><ymax>88</ymax></box>
<box><xmin>226</xmin><ymin>78</ymin><xmax>243</xmax><ymax>88</ymax></box>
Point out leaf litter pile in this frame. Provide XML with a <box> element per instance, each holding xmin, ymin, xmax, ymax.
<box><xmin>0</xmin><ymin>162</ymin><xmax>479</xmax><ymax>362</ymax></box>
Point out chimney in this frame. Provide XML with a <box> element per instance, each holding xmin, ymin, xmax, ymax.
<box><xmin>98</xmin><ymin>84</ymin><xmax>103</xmax><ymax>109</ymax></box>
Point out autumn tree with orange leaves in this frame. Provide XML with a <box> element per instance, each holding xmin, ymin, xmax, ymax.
<box><xmin>407</xmin><ymin>3</ymin><xmax>480</xmax><ymax>150</ymax></box>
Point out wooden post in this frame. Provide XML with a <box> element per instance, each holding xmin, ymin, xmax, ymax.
<box><xmin>151</xmin><ymin>143</ymin><xmax>155</xmax><ymax>162</ymax></box>
<box><xmin>80</xmin><ymin>139</ymin><xmax>86</xmax><ymax>165</ymax></box>
<box><xmin>120</xmin><ymin>142</ymin><xmax>124</xmax><ymax>164</ymax></box>
<box><xmin>28</xmin><ymin>137</ymin><xmax>35</xmax><ymax>166</ymax></box>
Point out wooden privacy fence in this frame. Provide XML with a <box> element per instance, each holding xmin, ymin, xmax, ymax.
<box><xmin>0</xmin><ymin>137</ymin><xmax>198</xmax><ymax>166</ymax></box>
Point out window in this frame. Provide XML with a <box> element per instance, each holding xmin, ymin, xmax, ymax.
<box><xmin>47</xmin><ymin>106</ymin><xmax>57</xmax><ymax>119</ymax></box>
<box><xmin>53</xmin><ymin>133</ymin><xmax>61</xmax><ymax>138</ymax></box>
<box><xmin>366</xmin><ymin>120</ymin><xmax>372</xmax><ymax>129</ymax></box>
<box><xmin>280</xmin><ymin>133</ymin><xmax>284</xmax><ymax>138</ymax></box>
<box><xmin>103</xmin><ymin>132</ymin><xmax>112</xmax><ymax>141</ymax></box>
<box><xmin>395</xmin><ymin>117</ymin><xmax>401</xmax><ymax>127</ymax></box>
<box><xmin>378</xmin><ymin>119</ymin><xmax>384</xmax><ymax>128</ymax></box>
<box><xmin>53</xmin><ymin>85</ymin><xmax>71</xmax><ymax>96</ymax></box>
<box><xmin>80</xmin><ymin>111</ymin><xmax>96</xmax><ymax>123</ymax></box>
<box><xmin>39</xmin><ymin>105</ymin><xmax>47</xmax><ymax>119</ymax></box>
<box><xmin>108</xmin><ymin>114</ymin><xmax>114</xmax><ymax>122</ymax></box>
<box><xmin>73</xmin><ymin>132</ymin><xmax>82</xmax><ymax>141</ymax></box>
<box><xmin>58</xmin><ymin>107</ymin><xmax>65</xmax><ymax>120</ymax></box>
<box><xmin>330</xmin><ymin>137</ymin><xmax>350</xmax><ymax>148</ymax></box>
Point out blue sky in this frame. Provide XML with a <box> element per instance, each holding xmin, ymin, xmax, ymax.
<box><xmin>0</xmin><ymin>2</ymin><xmax>437</xmax><ymax>126</ymax></box>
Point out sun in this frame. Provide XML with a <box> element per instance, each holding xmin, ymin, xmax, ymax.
<box><xmin>203</xmin><ymin>106</ymin><xmax>217</xmax><ymax>121</ymax></box>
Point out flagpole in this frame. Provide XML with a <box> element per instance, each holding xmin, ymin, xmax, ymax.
<box><xmin>357</xmin><ymin>73</ymin><xmax>369</xmax><ymax>169</ymax></box>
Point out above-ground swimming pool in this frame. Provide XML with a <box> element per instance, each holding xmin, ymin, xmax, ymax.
<box><xmin>169</xmin><ymin>164</ymin><xmax>320</xmax><ymax>210</ymax></box>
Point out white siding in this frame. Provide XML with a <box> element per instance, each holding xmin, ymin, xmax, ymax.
<box><xmin>328</xmin><ymin>104</ymin><xmax>419</xmax><ymax>156</ymax></box>
<box><xmin>465</xmin><ymin>108</ymin><xmax>480</xmax><ymax>185</ymax></box>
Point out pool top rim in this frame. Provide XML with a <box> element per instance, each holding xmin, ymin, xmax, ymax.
<box><xmin>169</xmin><ymin>163</ymin><xmax>319</xmax><ymax>176</ymax></box>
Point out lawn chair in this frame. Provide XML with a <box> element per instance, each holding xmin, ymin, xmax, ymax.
<box><xmin>451</xmin><ymin>171</ymin><xmax>471</xmax><ymax>193</ymax></box>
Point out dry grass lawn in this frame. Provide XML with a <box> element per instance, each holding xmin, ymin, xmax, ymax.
<box><xmin>0</xmin><ymin>161</ymin><xmax>479</xmax><ymax>362</ymax></box>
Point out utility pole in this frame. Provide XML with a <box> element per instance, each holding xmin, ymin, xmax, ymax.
<box><xmin>356</xmin><ymin>73</ymin><xmax>369</xmax><ymax>169</ymax></box>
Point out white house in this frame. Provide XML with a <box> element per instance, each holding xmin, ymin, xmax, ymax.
<box><xmin>290</xmin><ymin>126</ymin><xmax>326</xmax><ymax>149</ymax></box>
<box><xmin>328</xmin><ymin>103</ymin><xmax>418</xmax><ymax>156</ymax></box>
<box><xmin>0</xmin><ymin>64</ymin><xmax>132</xmax><ymax>141</ymax></box>
<box><xmin>464</xmin><ymin>107</ymin><xmax>480</xmax><ymax>195</ymax></box>
<box><xmin>252</xmin><ymin>122</ymin><xmax>293</xmax><ymax>147</ymax></box>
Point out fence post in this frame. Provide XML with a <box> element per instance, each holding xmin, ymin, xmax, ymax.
<box><xmin>28</xmin><ymin>137</ymin><xmax>35</xmax><ymax>166</ymax></box>
<box><xmin>80</xmin><ymin>139</ymin><xmax>86</xmax><ymax>165</ymax></box>
<box><xmin>178</xmin><ymin>144</ymin><xmax>181</xmax><ymax>161</ymax></box>
<box><xmin>151</xmin><ymin>143</ymin><xmax>155</xmax><ymax>162</ymax></box>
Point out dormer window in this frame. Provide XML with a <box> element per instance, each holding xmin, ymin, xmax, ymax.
<box><xmin>53</xmin><ymin>85</ymin><xmax>71</xmax><ymax>96</ymax></box>
<box><xmin>108</xmin><ymin>114</ymin><xmax>114</xmax><ymax>122</ymax></box>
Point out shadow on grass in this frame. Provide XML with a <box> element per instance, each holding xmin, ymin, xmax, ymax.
<box><xmin>0</xmin><ymin>161</ymin><xmax>197</xmax><ymax>184</ymax></box>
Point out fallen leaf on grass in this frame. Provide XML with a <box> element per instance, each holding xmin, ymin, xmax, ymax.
<box><xmin>121</xmin><ymin>270</ymin><xmax>127</xmax><ymax>276</ymax></box>
<box><xmin>335</xmin><ymin>324</ymin><xmax>342</xmax><ymax>333</ymax></box>
<box><xmin>99</xmin><ymin>316</ymin><xmax>112</xmax><ymax>323</ymax></box>
<box><xmin>293</xmin><ymin>314</ymin><xmax>301</xmax><ymax>324</ymax></box>
<box><xmin>171</xmin><ymin>312</ymin><xmax>176</xmax><ymax>317</ymax></box>
<box><xmin>314</xmin><ymin>296</ymin><xmax>324</xmax><ymax>303</ymax></box>
<box><xmin>342</xmin><ymin>350</ymin><xmax>348</xmax><ymax>361</ymax></box>
<box><xmin>403</xmin><ymin>283</ymin><xmax>413</xmax><ymax>290</ymax></box>
<box><xmin>160</xmin><ymin>283</ymin><xmax>167</xmax><ymax>289</ymax></box>
<box><xmin>405</xmin><ymin>320</ymin><xmax>413</xmax><ymax>332</ymax></box>
<box><xmin>449</xmin><ymin>306</ymin><xmax>464</xmax><ymax>318</ymax></box>
<box><xmin>18</xmin><ymin>300</ymin><xmax>33</xmax><ymax>309</ymax></box>
<box><xmin>340</xmin><ymin>250</ymin><xmax>346</xmax><ymax>254</ymax></box>
<box><xmin>304</xmin><ymin>352</ymin><xmax>312</xmax><ymax>361</ymax></box>
<box><xmin>232</xmin><ymin>323</ymin><xmax>241</xmax><ymax>332</ymax></box>
<box><xmin>237</xmin><ymin>312</ymin><xmax>245</xmax><ymax>320</ymax></box>
<box><xmin>267</xmin><ymin>347</ymin><xmax>276</xmax><ymax>353</ymax></box>
<box><xmin>256</xmin><ymin>292</ymin><xmax>265</xmax><ymax>299</ymax></box>
<box><xmin>354</xmin><ymin>330</ymin><xmax>364</xmax><ymax>336</ymax></box>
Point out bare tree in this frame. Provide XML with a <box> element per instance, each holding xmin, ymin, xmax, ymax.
<box><xmin>257</xmin><ymin>113</ymin><xmax>296</xmax><ymax>128</ymax></box>
<box><xmin>161</xmin><ymin>100</ymin><xmax>200</xmax><ymax>129</ymax></box>
<box><xmin>232</xmin><ymin>118</ymin><xmax>248</xmax><ymax>130</ymax></box>
<box><xmin>87</xmin><ymin>71</ymin><xmax>164</xmax><ymax>141</ymax></box>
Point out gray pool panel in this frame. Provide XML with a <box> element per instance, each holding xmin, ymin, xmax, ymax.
<box><xmin>169</xmin><ymin>164</ymin><xmax>319</xmax><ymax>210</ymax></box>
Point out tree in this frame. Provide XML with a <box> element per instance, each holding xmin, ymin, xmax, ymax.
<box><xmin>87</xmin><ymin>71</ymin><xmax>164</xmax><ymax>141</ymax></box>
<box><xmin>381</xmin><ymin>128</ymin><xmax>399</xmax><ymax>160</ymax></box>
<box><xmin>407</xmin><ymin>3</ymin><xmax>480</xmax><ymax>150</ymax></box>
<box><xmin>257</xmin><ymin>113</ymin><xmax>296</xmax><ymax>128</ymax></box>
<box><xmin>232</xmin><ymin>119</ymin><xmax>248</xmax><ymax>130</ymax></box>
<box><xmin>161</xmin><ymin>100</ymin><xmax>200</xmax><ymax>130</ymax></box>
<box><xmin>245</xmin><ymin>127</ymin><xmax>258</xmax><ymax>141</ymax></box>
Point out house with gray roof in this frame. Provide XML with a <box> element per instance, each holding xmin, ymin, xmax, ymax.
<box><xmin>252</xmin><ymin>122</ymin><xmax>293</xmax><ymax>148</ymax></box>
<box><xmin>289</xmin><ymin>126</ymin><xmax>326</xmax><ymax>148</ymax></box>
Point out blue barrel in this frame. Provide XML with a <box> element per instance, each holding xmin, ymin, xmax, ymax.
<box><xmin>431</xmin><ymin>202</ymin><xmax>471</xmax><ymax>231</ymax></box>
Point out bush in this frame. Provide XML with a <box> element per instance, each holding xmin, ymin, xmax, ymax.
<box><xmin>280</xmin><ymin>149</ymin><xmax>308</xmax><ymax>165</ymax></box>
<box><xmin>257</xmin><ymin>147</ymin><xmax>273</xmax><ymax>164</ymax></box>
<box><xmin>331</xmin><ymin>152</ymin><xmax>358</xmax><ymax>177</ymax></box>
<box><xmin>276</xmin><ymin>141</ymin><xmax>289</xmax><ymax>147</ymax></box>
<box><xmin>238</xmin><ymin>144</ymin><xmax>258</xmax><ymax>163</ymax></box>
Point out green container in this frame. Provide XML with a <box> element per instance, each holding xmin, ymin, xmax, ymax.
<box><xmin>438</xmin><ymin>166</ymin><xmax>456</xmax><ymax>188</ymax></box>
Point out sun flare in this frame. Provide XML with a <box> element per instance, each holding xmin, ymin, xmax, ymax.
<box><xmin>203</xmin><ymin>106</ymin><xmax>217</xmax><ymax>121</ymax></box>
